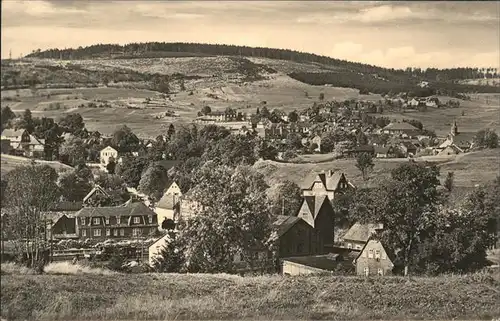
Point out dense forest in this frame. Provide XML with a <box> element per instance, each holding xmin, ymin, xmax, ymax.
<box><xmin>289</xmin><ymin>72</ymin><xmax>500</xmax><ymax>95</ymax></box>
<box><xmin>25</xmin><ymin>42</ymin><xmax>499</xmax><ymax>82</ymax></box>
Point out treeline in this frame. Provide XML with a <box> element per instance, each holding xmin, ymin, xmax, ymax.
<box><xmin>288</xmin><ymin>72</ymin><xmax>500</xmax><ymax>95</ymax></box>
<box><xmin>405</xmin><ymin>67</ymin><xmax>499</xmax><ymax>81</ymax></box>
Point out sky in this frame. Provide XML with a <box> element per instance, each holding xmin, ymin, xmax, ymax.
<box><xmin>1</xmin><ymin>1</ymin><xmax>499</xmax><ymax>69</ymax></box>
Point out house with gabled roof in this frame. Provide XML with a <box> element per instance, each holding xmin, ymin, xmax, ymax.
<box><xmin>75</xmin><ymin>201</ymin><xmax>158</xmax><ymax>239</ymax></box>
<box><xmin>296</xmin><ymin>195</ymin><xmax>336</xmax><ymax>252</ymax></box>
<box><xmin>273</xmin><ymin>215</ymin><xmax>322</xmax><ymax>258</ymax></box>
<box><xmin>340</xmin><ymin>222</ymin><xmax>383</xmax><ymax>250</ymax></box>
<box><xmin>300</xmin><ymin>170</ymin><xmax>354</xmax><ymax>200</ymax></box>
<box><xmin>83</xmin><ymin>185</ymin><xmax>110</xmax><ymax>206</ymax></box>
<box><xmin>353</xmin><ymin>238</ymin><xmax>396</xmax><ymax>276</ymax></box>
<box><xmin>438</xmin><ymin>122</ymin><xmax>475</xmax><ymax>152</ymax></box>
<box><xmin>381</xmin><ymin>122</ymin><xmax>420</xmax><ymax>138</ymax></box>
<box><xmin>155</xmin><ymin>181</ymin><xmax>183</xmax><ymax>229</ymax></box>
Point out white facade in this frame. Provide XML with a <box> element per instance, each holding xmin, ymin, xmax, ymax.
<box><xmin>100</xmin><ymin>146</ymin><xmax>118</xmax><ymax>165</ymax></box>
<box><xmin>148</xmin><ymin>234</ymin><xmax>170</xmax><ymax>266</ymax></box>
<box><xmin>282</xmin><ymin>260</ymin><xmax>327</xmax><ymax>276</ymax></box>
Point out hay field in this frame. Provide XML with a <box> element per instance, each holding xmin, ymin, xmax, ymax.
<box><xmin>1</xmin><ymin>272</ymin><xmax>498</xmax><ymax>320</ymax></box>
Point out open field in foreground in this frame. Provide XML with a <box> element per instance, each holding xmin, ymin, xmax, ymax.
<box><xmin>255</xmin><ymin>148</ymin><xmax>500</xmax><ymax>189</ymax></box>
<box><xmin>1</xmin><ymin>272</ymin><xmax>499</xmax><ymax>320</ymax></box>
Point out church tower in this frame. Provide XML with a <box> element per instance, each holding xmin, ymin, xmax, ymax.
<box><xmin>451</xmin><ymin>121</ymin><xmax>458</xmax><ymax>136</ymax></box>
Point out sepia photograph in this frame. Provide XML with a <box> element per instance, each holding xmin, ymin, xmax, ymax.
<box><xmin>0</xmin><ymin>1</ymin><xmax>499</xmax><ymax>320</ymax></box>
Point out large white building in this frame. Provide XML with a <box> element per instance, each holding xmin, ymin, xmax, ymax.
<box><xmin>100</xmin><ymin>146</ymin><xmax>118</xmax><ymax>166</ymax></box>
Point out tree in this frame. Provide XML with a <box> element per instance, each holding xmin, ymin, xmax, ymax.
<box><xmin>350</xmin><ymin>163</ymin><xmax>441</xmax><ymax>276</ymax></box>
<box><xmin>355</xmin><ymin>152</ymin><xmax>374</xmax><ymax>181</ymax></box>
<box><xmin>475</xmin><ymin>128</ymin><xmax>498</xmax><ymax>149</ymax></box>
<box><xmin>260</xmin><ymin>106</ymin><xmax>270</xmax><ymax>119</ymax></box>
<box><xmin>106</xmin><ymin>157</ymin><xmax>116</xmax><ymax>174</ymax></box>
<box><xmin>92</xmin><ymin>173</ymin><xmax>130</xmax><ymax>206</ymax></box>
<box><xmin>18</xmin><ymin>109</ymin><xmax>34</xmax><ymax>133</ymax></box>
<box><xmin>202</xmin><ymin>135</ymin><xmax>257</xmax><ymax>167</ymax></box>
<box><xmin>179</xmin><ymin>163</ymin><xmax>274</xmax><ymax>273</ymax></box>
<box><xmin>151</xmin><ymin>230</ymin><xmax>185</xmax><ymax>273</ymax></box>
<box><xmin>58</xmin><ymin>166</ymin><xmax>93</xmax><ymax>202</ymax></box>
<box><xmin>201</xmin><ymin>106</ymin><xmax>212</xmax><ymax>115</ymax></box>
<box><xmin>319</xmin><ymin>92</ymin><xmax>325</xmax><ymax>101</ymax></box>
<box><xmin>58</xmin><ymin>113</ymin><xmax>85</xmax><ymax>135</ymax></box>
<box><xmin>1</xmin><ymin>106</ymin><xmax>16</xmax><ymax>130</ymax></box>
<box><xmin>59</xmin><ymin>136</ymin><xmax>87</xmax><ymax>166</ymax></box>
<box><xmin>444</xmin><ymin>171</ymin><xmax>454</xmax><ymax>193</ymax></box>
<box><xmin>116</xmin><ymin>155</ymin><xmax>148</xmax><ymax>188</ymax></box>
<box><xmin>111</xmin><ymin>125</ymin><xmax>140</xmax><ymax>153</ymax></box>
<box><xmin>288</xmin><ymin>110</ymin><xmax>298</xmax><ymax>123</ymax></box>
<box><xmin>3</xmin><ymin>165</ymin><xmax>61</xmax><ymax>270</ymax></box>
<box><xmin>138</xmin><ymin>163</ymin><xmax>170</xmax><ymax>201</ymax></box>
<box><xmin>268</xmin><ymin>180</ymin><xmax>303</xmax><ymax>216</ymax></box>
<box><xmin>167</xmin><ymin>124</ymin><xmax>175</xmax><ymax>140</ymax></box>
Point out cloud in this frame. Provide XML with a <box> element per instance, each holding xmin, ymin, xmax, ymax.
<box><xmin>297</xmin><ymin>3</ymin><xmax>499</xmax><ymax>25</ymax></box>
<box><xmin>2</xmin><ymin>0</ymin><xmax>85</xmax><ymax>16</ymax></box>
<box><xmin>331</xmin><ymin>42</ymin><xmax>500</xmax><ymax>69</ymax></box>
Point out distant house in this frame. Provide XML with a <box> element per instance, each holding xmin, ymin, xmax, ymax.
<box><xmin>353</xmin><ymin>238</ymin><xmax>395</xmax><ymax>276</ymax></box>
<box><xmin>381</xmin><ymin>122</ymin><xmax>420</xmax><ymax>138</ymax></box>
<box><xmin>45</xmin><ymin>201</ymin><xmax>83</xmax><ymax>240</ymax></box>
<box><xmin>311</xmin><ymin>135</ymin><xmax>322</xmax><ymax>152</ymax></box>
<box><xmin>100</xmin><ymin>146</ymin><xmax>118</xmax><ymax>166</ymax></box>
<box><xmin>374</xmin><ymin>146</ymin><xmax>390</xmax><ymax>158</ymax></box>
<box><xmin>300</xmin><ymin>170</ymin><xmax>353</xmax><ymax>200</ymax></box>
<box><xmin>296</xmin><ymin>195</ymin><xmax>336</xmax><ymax>252</ymax></box>
<box><xmin>155</xmin><ymin>182</ymin><xmax>182</xmax><ymax>229</ymax></box>
<box><xmin>408</xmin><ymin>98</ymin><xmax>421</xmax><ymax>108</ymax></box>
<box><xmin>340</xmin><ymin>222</ymin><xmax>383</xmax><ymax>250</ymax></box>
<box><xmin>273</xmin><ymin>215</ymin><xmax>322</xmax><ymax>258</ymax></box>
<box><xmin>82</xmin><ymin>185</ymin><xmax>110</xmax><ymax>206</ymax></box>
<box><xmin>148</xmin><ymin>232</ymin><xmax>174</xmax><ymax>266</ymax></box>
<box><xmin>438</xmin><ymin>144</ymin><xmax>463</xmax><ymax>156</ymax></box>
<box><xmin>1</xmin><ymin>129</ymin><xmax>30</xmax><ymax>148</ymax></box>
<box><xmin>1</xmin><ymin>129</ymin><xmax>45</xmax><ymax>158</ymax></box>
<box><xmin>400</xmin><ymin>141</ymin><xmax>418</xmax><ymax>157</ymax></box>
<box><xmin>51</xmin><ymin>214</ymin><xmax>78</xmax><ymax>240</ymax></box>
<box><xmin>75</xmin><ymin>202</ymin><xmax>158</xmax><ymax>239</ymax></box>
<box><xmin>425</xmin><ymin>97</ymin><xmax>440</xmax><ymax>108</ymax></box>
<box><xmin>438</xmin><ymin>121</ymin><xmax>475</xmax><ymax>152</ymax></box>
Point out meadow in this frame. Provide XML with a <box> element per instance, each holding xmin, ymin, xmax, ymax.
<box><xmin>254</xmin><ymin>148</ymin><xmax>500</xmax><ymax>189</ymax></box>
<box><xmin>1</xmin><ymin>268</ymin><xmax>499</xmax><ymax>321</ymax></box>
<box><xmin>0</xmin><ymin>154</ymin><xmax>73</xmax><ymax>178</ymax></box>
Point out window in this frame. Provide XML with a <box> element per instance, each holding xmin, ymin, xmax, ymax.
<box><xmin>378</xmin><ymin>268</ymin><xmax>383</xmax><ymax>276</ymax></box>
<box><xmin>82</xmin><ymin>229</ymin><xmax>87</xmax><ymax>237</ymax></box>
<box><xmin>382</xmin><ymin>252</ymin><xmax>387</xmax><ymax>260</ymax></box>
<box><xmin>105</xmin><ymin>217</ymin><xmax>110</xmax><ymax>225</ymax></box>
<box><xmin>93</xmin><ymin>229</ymin><xmax>101</xmax><ymax>237</ymax></box>
<box><xmin>116</xmin><ymin>217</ymin><xmax>121</xmax><ymax>225</ymax></box>
<box><xmin>133</xmin><ymin>217</ymin><xmax>140</xmax><ymax>224</ymax></box>
<box><xmin>375</xmin><ymin>250</ymin><xmax>381</xmax><ymax>259</ymax></box>
<box><xmin>364</xmin><ymin>267</ymin><xmax>369</xmax><ymax>276</ymax></box>
<box><xmin>355</xmin><ymin>244</ymin><xmax>362</xmax><ymax>250</ymax></box>
<box><xmin>113</xmin><ymin>229</ymin><xmax>118</xmax><ymax>236</ymax></box>
<box><xmin>120</xmin><ymin>229</ymin><xmax>125</xmax><ymax>236</ymax></box>
<box><xmin>81</xmin><ymin>217</ymin><xmax>86</xmax><ymax>225</ymax></box>
<box><xmin>93</xmin><ymin>218</ymin><xmax>100</xmax><ymax>225</ymax></box>
<box><xmin>368</xmin><ymin>249</ymin><xmax>374</xmax><ymax>258</ymax></box>
<box><xmin>132</xmin><ymin>228</ymin><xmax>141</xmax><ymax>237</ymax></box>
<box><xmin>148</xmin><ymin>215</ymin><xmax>153</xmax><ymax>224</ymax></box>
<box><xmin>347</xmin><ymin>243</ymin><xmax>353</xmax><ymax>249</ymax></box>
<box><xmin>106</xmin><ymin>229</ymin><xmax>110</xmax><ymax>236</ymax></box>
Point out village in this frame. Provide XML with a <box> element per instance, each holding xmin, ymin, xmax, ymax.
<box><xmin>1</xmin><ymin>90</ymin><xmax>497</xmax><ymax>277</ymax></box>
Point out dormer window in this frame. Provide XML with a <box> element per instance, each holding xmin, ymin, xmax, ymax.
<box><xmin>105</xmin><ymin>217</ymin><xmax>110</xmax><ymax>225</ymax></box>
<box><xmin>81</xmin><ymin>217</ymin><xmax>86</xmax><ymax>225</ymax></box>
<box><xmin>116</xmin><ymin>217</ymin><xmax>121</xmax><ymax>225</ymax></box>
<box><xmin>134</xmin><ymin>217</ymin><xmax>140</xmax><ymax>224</ymax></box>
<box><xmin>93</xmin><ymin>218</ymin><xmax>100</xmax><ymax>225</ymax></box>
<box><xmin>148</xmin><ymin>215</ymin><xmax>153</xmax><ymax>224</ymax></box>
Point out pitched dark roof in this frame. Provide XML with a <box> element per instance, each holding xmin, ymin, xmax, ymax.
<box><xmin>83</xmin><ymin>185</ymin><xmax>110</xmax><ymax>203</ymax></box>
<box><xmin>342</xmin><ymin>223</ymin><xmax>381</xmax><ymax>243</ymax></box>
<box><xmin>302</xmin><ymin>195</ymin><xmax>330</xmax><ymax>219</ymax></box>
<box><xmin>383</xmin><ymin>122</ymin><xmax>419</xmax><ymax>131</ymax></box>
<box><xmin>300</xmin><ymin>170</ymin><xmax>346</xmax><ymax>191</ymax></box>
<box><xmin>400</xmin><ymin>141</ymin><xmax>418</xmax><ymax>149</ymax></box>
<box><xmin>75</xmin><ymin>202</ymin><xmax>155</xmax><ymax>218</ymax></box>
<box><xmin>273</xmin><ymin>215</ymin><xmax>303</xmax><ymax>238</ymax></box>
<box><xmin>374</xmin><ymin>146</ymin><xmax>390</xmax><ymax>154</ymax></box>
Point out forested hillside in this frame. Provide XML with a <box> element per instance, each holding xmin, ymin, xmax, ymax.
<box><xmin>25</xmin><ymin>42</ymin><xmax>499</xmax><ymax>82</ymax></box>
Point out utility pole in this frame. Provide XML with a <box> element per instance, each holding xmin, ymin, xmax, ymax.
<box><xmin>9</xmin><ymin>49</ymin><xmax>12</xmax><ymax>60</ymax></box>
<box><xmin>281</xmin><ymin>197</ymin><xmax>285</xmax><ymax>216</ymax></box>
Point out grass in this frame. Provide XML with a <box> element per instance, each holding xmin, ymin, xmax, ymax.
<box><xmin>1</xmin><ymin>271</ymin><xmax>499</xmax><ymax>320</ymax></box>
<box><xmin>1</xmin><ymin>154</ymin><xmax>73</xmax><ymax>178</ymax></box>
<box><xmin>253</xmin><ymin>148</ymin><xmax>500</xmax><ymax>190</ymax></box>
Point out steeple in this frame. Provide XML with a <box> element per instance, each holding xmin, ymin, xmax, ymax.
<box><xmin>451</xmin><ymin>121</ymin><xmax>458</xmax><ymax>136</ymax></box>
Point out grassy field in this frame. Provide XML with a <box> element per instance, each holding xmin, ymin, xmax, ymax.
<box><xmin>254</xmin><ymin>148</ymin><xmax>500</xmax><ymax>189</ymax></box>
<box><xmin>1</xmin><ymin>154</ymin><xmax>73</xmax><ymax>178</ymax></box>
<box><xmin>1</xmin><ymin>271</ymin><xmax>499</xmax><ymax>320</ymax></box>
<box><xmin>383</xmin><ymin>94</ymin><xmax>500</xmax><ymax>137</ymax></box>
